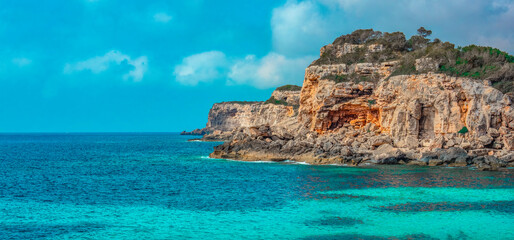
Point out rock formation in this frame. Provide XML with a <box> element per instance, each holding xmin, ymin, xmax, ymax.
<box><xmin>180</xmin><ymin>128</ymin><xmax>210</xmax><ymax>136</ymax></box>
<box><xmin>196</xmin><ymin>29</ymin><xmax>514</xmax><ymax>171</ymax></box>
<box><xmin>183</xmin><ymin>88</ymin><xmax>301</xmax><ymax>141</ymax></box>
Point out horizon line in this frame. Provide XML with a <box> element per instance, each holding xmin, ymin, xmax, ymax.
<box><xmin>0</xmin><ymin>131</ymin><xmax>186</xmax><ymax>134</ymax></box>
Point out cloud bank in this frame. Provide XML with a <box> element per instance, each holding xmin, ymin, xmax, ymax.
<box><xmin>173</xmin><ymin>51</ymin><xmax>228</xmax><ymax>86</ymax></box>
<box><xmin>64</xmin><ymin>50</ymin><xmax>148</xmax><ymax>82</ymax></box>
<box><xmin>271</xmin><ymin>1</ymin><xmax>331</xmax><ymax>57</ymax></box>
<box><xmin>173</xmin><ymin>51</ymin><xmax>313</xmax><ymax>89</ymax></box>
<box><xmin>12</xmin><ymin>58</ymin><xmax>32</xmax><ymax>67</ymax></box>
<box><xmin>153</xmin><ymin>13</ymin><xmax>172</xmax><ymax>23</ymax></box>
<box><xmin>228</xmin><ymin>53</ymin><xmax>312</xmax><ymax>89</ymax></box>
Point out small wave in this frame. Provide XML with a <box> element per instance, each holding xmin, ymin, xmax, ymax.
<box><xmin>283</xmin><ymin>160</ymin><xmax>310</xmax><ymax>165</ymax></box>
<box><xmin>295</xmin><ymin>161</ymin><xmax>310</xmax><ymax>165</ymax></box>
<box><xmin>224</xmin><ymin>159</ymin><xmax>275</xmax><ymax>164</ymax></box>
<box><xmin>200</xmin><ymin>156</ymin><xmax>275</xmax><ymax>164</ymax></box>
<box><xmin>201</xmin><ymin>156</ymin><xmax>232</xmax><ymax>161</ymax></box>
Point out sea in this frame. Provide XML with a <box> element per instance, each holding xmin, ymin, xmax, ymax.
<box><xmin>0</xmin><ymin>133</ymin><xmax>512</xmax><ymax>239</ymax></box>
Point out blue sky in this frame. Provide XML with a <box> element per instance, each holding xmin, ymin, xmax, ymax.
<box><xmin>1</xmin><ymin>0</ymin><xmax>513</xmax><ymax>132</ymax></box>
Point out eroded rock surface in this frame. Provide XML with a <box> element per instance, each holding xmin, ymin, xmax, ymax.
<box><xmin>183</xmin><ymin>88</ymin><xmax>301</xmax><ymax>141</ymax></box>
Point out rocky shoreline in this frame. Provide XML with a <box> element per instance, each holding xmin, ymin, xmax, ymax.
<box><xmin>209</xmin><ymin>126</ymin><xmax>514</xmax><ymax>171</ymax></box>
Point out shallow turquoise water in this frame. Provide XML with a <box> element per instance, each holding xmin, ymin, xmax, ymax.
<box><xmin>0</xmin><ymin>133</ymin><xmax>512</xmax><ymax>239</ymax></box>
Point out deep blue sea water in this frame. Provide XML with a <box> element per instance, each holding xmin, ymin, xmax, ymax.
<box><xmin>0</xmin><ymin>133</ymin><xmax>512</xmax><ymax>239</ymax></box>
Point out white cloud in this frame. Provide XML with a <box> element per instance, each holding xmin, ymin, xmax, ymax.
<box><xmin>64</xmin><ymin>50</ymin><xmax>148</xmax><ymax>82</ymax></box>
<box><xmin>228</xmin><ymin>52</ymin><xmax>313</xmax><ymax>89</ymax></box>
<box><xmin>173</xmin><ymin>51</ymin><xmax>228</xmax><ymax>86</ymax></box>
<box><xmin>173</xmin><ymin>51</ymin><xmax>312</xmax><ymax>88</ymax></box>
<box><xmin>271</xmin><ymin>1</ymin><xmax>331</xmax><ymax>56</ymax></box>
<box><xmin>12</xmin><ymin>58</ymin><xmax>32</xmax><ymax>67</ymax></box>
<box><xmin>126</xmin><ymin>56</ymin><xmax>148</xmax><ymax>82</ymax></box>
<box><xmin>318</xmin><ymin>0</ymin><xmax>362</xmax><ymax>9</ymax></box>
<box><xmin>153</xmin><ymin>13</ymin><xmax>172</xmax><ymax>23</ymax></box>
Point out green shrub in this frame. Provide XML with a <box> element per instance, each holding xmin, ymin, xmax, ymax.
<box><xmin>390</xmin><ymin>54</ymin><xmax>416</xmax><ymax>76</ymax></box>
<box><xmin>434</xmin><ymin>44</ymin><xmax>514</xmax><ymax>92</ymax></box>
<box><xmin>222</xmin><ymin>101</ymin><xmax>261</xmax><ymax>105</ymax></box>
<box><xmin>367</xmin><ymin>99</ymin><xmax>376</xmax><ymax>108</ymax></box>
<box><xmin>458</xmin><ymin>126</ymin><xmax>469</xmax><ymax>134</ymax></box>
<box><xmin>264</xmin><ymin>96</ymin><xmax>288</xmax><ymax>106</ymax></box>
<box><xmin>324</xmin><ymin>73</ymin><xmax>379</xmax><ymax>84</ymax></box>
<box><xmin>493</xmin><ymin>81</ymin><xmax>514</xmax><ymax>94</ymax></box>
<box><xmin>408</xmin><ymin>35</ymin><xmax>430</xmax><ymax>51</ymax></box>
<box><xmin>333</xmin><ymin>29</ymin><xmax>383</xmax><ymax>45</ymax></box>
<box><xmin>275</xmin><ymin>85</ymin><xmax>302</xmax><ymax>91</ymax></box>
<box><xmin>313</xmin><ymin>29</ymin><xmax>402</xmax><ymax>66</ymax></box>
<box><xmin>324</xmin><ymin>74</ymin><xmax>349</xmax><ymax>83</ymax></box>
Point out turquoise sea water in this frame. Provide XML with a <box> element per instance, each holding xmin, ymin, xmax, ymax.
<box><xmin>0</xmin><ymin>133</ymin><xmax>512</xmax><ymax>239</ymax></box>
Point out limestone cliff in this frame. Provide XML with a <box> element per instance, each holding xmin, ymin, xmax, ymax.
<box><xmin>183</xmin><ymin>88</ymin><xmax>301</xmax><ymax>140</ymax></box>
<box><xmin>206</xmin><ymin>29</ymin><xmax>514</xmax><ymax>171</ymax></box>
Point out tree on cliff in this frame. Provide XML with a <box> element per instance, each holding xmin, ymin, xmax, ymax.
<box><xmin>408</xmin><ymin>27</ymin><xmax>433</xmax><ymax>50</ymax></box>
<box><xmin>417</xmin><ymin>27</ymin><xmax>432</xmax><ymax>38</ymax></box>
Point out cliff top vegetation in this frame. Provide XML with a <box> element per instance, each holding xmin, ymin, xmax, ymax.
<box><xmin>313</xmin><ymin>28</ymin><xmax>514</xmax><ymax>93</ymax></box>
<box><xmin>275</xmin><ymin>85</ymin><xmax>302</xmax><ymax>91</ymax></box>
<box><xmin>219</xmin><ymin>101</ymin><xmax>262</xmax><ymax>105</ymax></box>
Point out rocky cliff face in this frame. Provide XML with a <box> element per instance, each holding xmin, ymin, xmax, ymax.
<box><xmin>299</xmin><ymin>70</ymin><xmax>514</xmax><ymax>148</ymax></box>
<box><xmin>184</xmin><ymin>88</ymin><xmax>301</xmax><ymax>140</ymax></box>
<box><xmin>271</xmin><ymin>90</ymin><xmax>300</xmax><ymax>106</ymax></box>
<box><xmin>298</xmin><ymin>61</ymin><xmax>396</xmax><ymax>132</ymax></box>
<box><xmin>375</xmin><ymin>74</ymin><xmax>513</xmax><ymax>148</ymax></box>
<box><xmin>206</xmin><ymin>102</ymin><xmax>297</xmax><ymax>131</ymax></box>
<box><xmin>207</xmin><ymin>30</ymin><xmax>514</xmax><ymax>171</ymax></box>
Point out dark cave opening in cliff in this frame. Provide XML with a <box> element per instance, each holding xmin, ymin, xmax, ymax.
<box><xmin>419</xmin><ymin>106</ymin><xmax>436</xmax><ymax>139</ymax></box>
<box><xmin>317</xmin><ymin>105</ymin><xmax>380</xmax><ymax>132</ymax></box>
